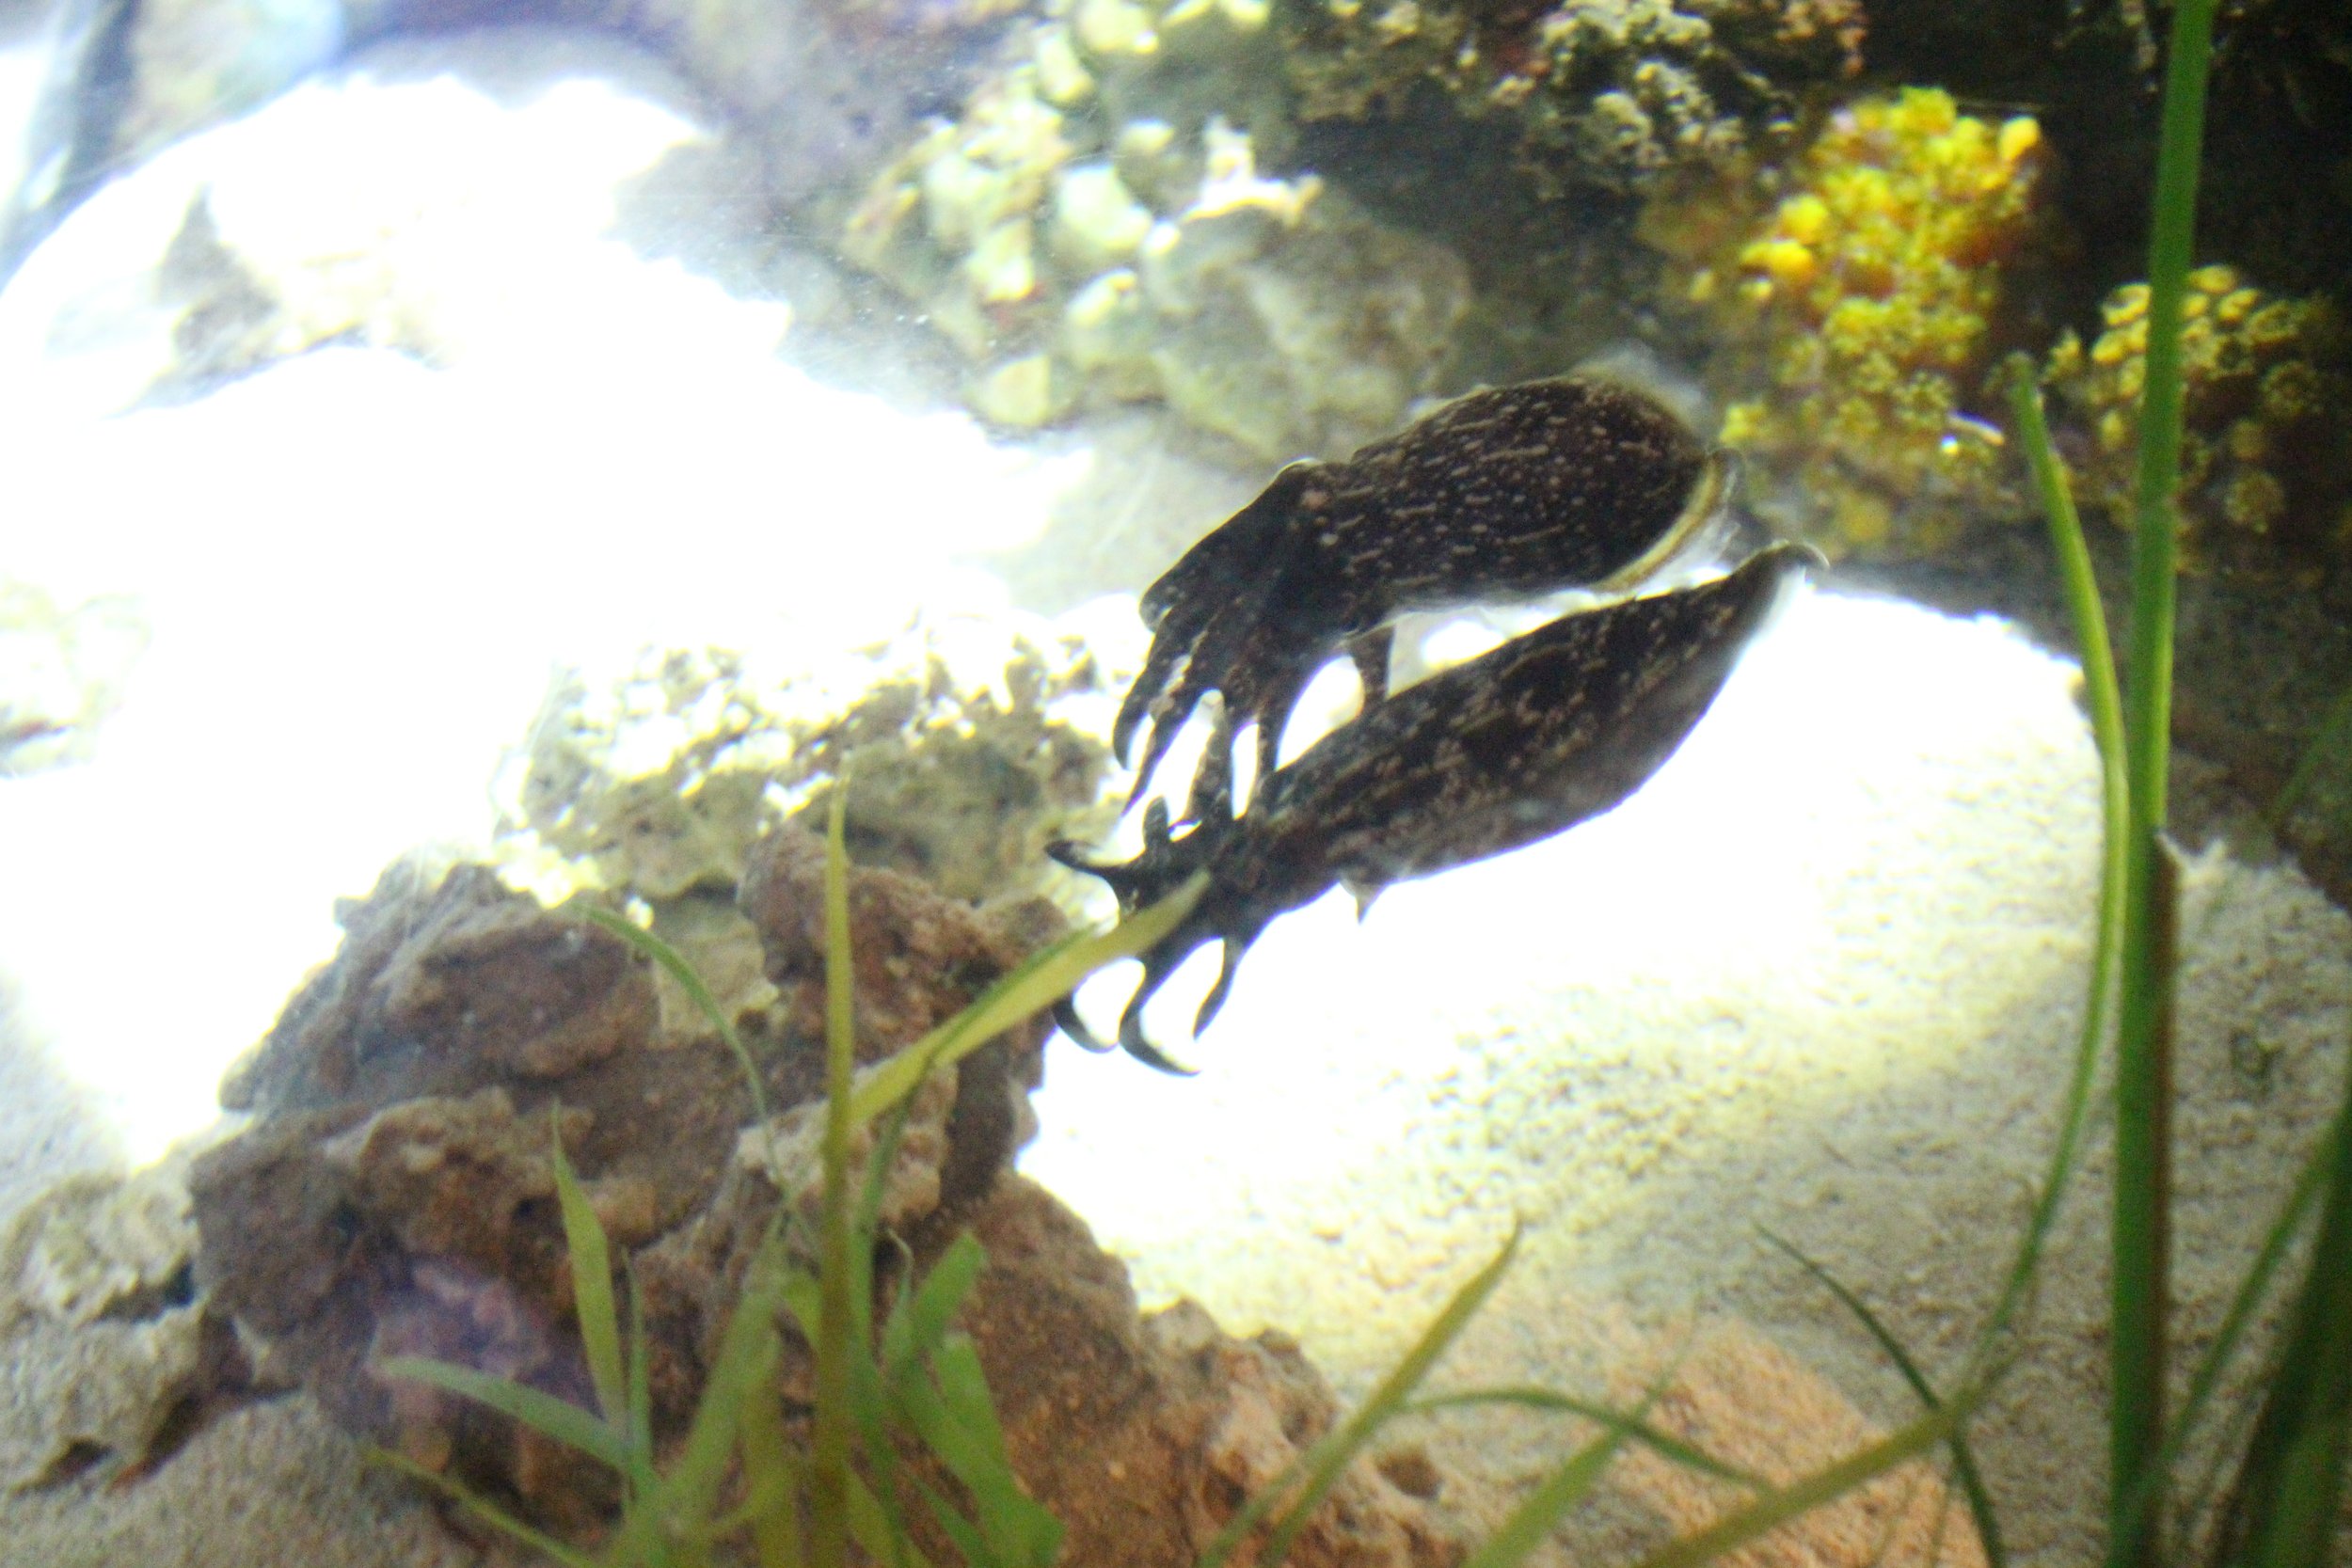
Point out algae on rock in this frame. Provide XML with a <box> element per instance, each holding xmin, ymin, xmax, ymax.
<box><xmin>0</xmin><ymin>1159</ymin><xmax>214</xmax><ymax>1489</ymax></box>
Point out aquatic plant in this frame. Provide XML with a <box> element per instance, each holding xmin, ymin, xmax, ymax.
<box><xmin>2045</xmin><ymin>266</ymin><xmax>2352</xmax><ymax>576</ymax></box>
<box><xmin>1281</xmin><ymin>0</ymin><xmax>1862</xmax><ymax>197</ymax></box>
<box><xmin>1653</xmin><ymin>86</ymin><xmax>2048</xmax><ymax>556</ymax></box>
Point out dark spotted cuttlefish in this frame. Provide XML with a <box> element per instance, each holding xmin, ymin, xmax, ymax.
<box><xmin>1115</xmin><ymin>375</ymin><xmax>1736</xmax><ymax>823</ymax></box>
<box><xmin>1054</xmin><ymin>542</ymin><xmax>1813</xmax><ymax>1072</ymax></box>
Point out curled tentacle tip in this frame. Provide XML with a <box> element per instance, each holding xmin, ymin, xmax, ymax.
<box><xmin>1120</xmin><ymin>769</ymin><xmax>1157</xmax><ymax>815</ymax></box>
<box><xmin>1192</xmin><ymin>942</ymin><xmax>1242</xmax><ymax>1036</ymax></box>
<box><xmin>1044</xmin><ymin>839</ymin><xmax>1098</xmax><ymax>873</ymax></box>
<box><xmin>1053</xmin><ymin>995</ymin><xmax>1115</xmax><ymax>1053</ymax></box>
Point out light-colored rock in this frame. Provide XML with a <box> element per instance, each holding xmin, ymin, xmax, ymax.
<box><xmin>1</xmin><ymin>28</ymin><xmax>786</xmax><ymax>413</ymax></box>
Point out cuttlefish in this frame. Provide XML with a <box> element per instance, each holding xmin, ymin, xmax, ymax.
<box><xmin>1055</xmin><ymin>542</ymin><xmax>1811</xmax><ymax>1071</ymax></box>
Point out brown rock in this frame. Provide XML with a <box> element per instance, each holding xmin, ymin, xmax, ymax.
<box><xmin>178</xmin><ymin>823</ymin><xmax>1474</xmax><ymax>1564</ymax></box>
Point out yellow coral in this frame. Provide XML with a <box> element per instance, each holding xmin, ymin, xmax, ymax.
<box><xmin>1659</xmin><ymin>87</ymin><xmax>2046</xmax><ymax>557</ymax></box>
<box><xmin>2046</xmin><ymin>268</ymin><xmax>2352</xmax><ymax>571</ymax></box>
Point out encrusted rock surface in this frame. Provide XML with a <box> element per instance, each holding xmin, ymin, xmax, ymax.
<box><xmin>1283</xmin><ymin>0</ymin><xmax>1865</xmax><ymax>198</ymax></box>
<box><xmin>493</xmin><ymin>622</ymin><xmax>1120</xmax><ymax>913</ymax></box>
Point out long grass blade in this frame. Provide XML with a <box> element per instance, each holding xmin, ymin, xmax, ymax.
<box><xmin>1457</xmin><ymin>1425</ymin><xmax>1633</xmax><ymax>1568</ymax></box>
<box><xmin>607</xmin><ymin>1247</ymin><xmax>793</xmax><ymax>1565</ymax></box>
<box><xmin>370</xmin><ymin>1448</ymin><xmax>605</xmax><ymax>1568</ymax></box>
<box><xmin>1454</xmin><ymin>1368</ymin><xmax>1683</xmax><ymax>1568</ymax></box>
<box><xmin>627</xmin><ymin>1259</ymin><xmax>654</xmax><ymax>1471</ymax></box>
<box><xmin>2111</xmin><ymin>2</ymin><xmax>2220</xmax><ymax>1556</ymax></box>
<box><xmin>737</xmin><ymin>1378</ymin><xmax>806</xmax><ymax>1568</ymax></box>
<box><xmin>914</xmin><ymin>1472</ymin><xmax>1000</xmax><ymax>1568</ymax></box>
<box><xmin>375</xmin><ymin>1355</ymin><xmax>632</xmax><ymax>1472</ymax></box>
<box><xmin>583</xmin><ymin>906</ymin><xmax>770</xmax><ymax>1127</ymax></box>
<box><xmin>1402</xmin><ymin>1388</ymin><xmax>1761</xmax><ymax>1488</ymax></box>
<box><xmin>851</xmin><ymin>1111</ymin><xmax>921</xmax><ymax>1568</ymax></box>
<box><xmin>847</xmin><ymin>876</ymin><xmax>1205</xmax><ymax>1131</ymax></box>
<box><xmin>883</xmin><ymin>1233</ymin><xmax>986</xmax><ymax>1384</ymax></box>
<box><xmin>1629</xmin><ymin>1401</ymin><xmax>1970</xmax><ymax>1568</ymax></box>
<box><xmin>810</xmin><ymin>784</ymin><xmax>860</xmax><ymax>1568</ymax></box>
<box><xmin>927</xmin><ymin>1336</ymin><xmax>1062</xmax><ymax>1566</ymax></box>
<box><xmin>2217</xmin><ymin>1085</ymin><xmax>2352</xmax><ymax>1568</ymax></box>
<box><xmin>2115</xmin><ymin>1120</ymin><xmax>2336</xmax><ymax>1547</ymax></box>
<box><xmin>846</xmin><ymin>1470</ymin><xmax>939</xmax><ymax>1568</ymax></box>
<box><xmin>551</xmin><ymin>1117</ymin><xmax>628</xmax><ymax>1441</ymax></box>
<box><xmin>1197</xmin><ymin>1225</ymin><xmax>1519</xmax><ymax>1568</ymax></box>
<box><xmin>1991</xmin><ymin>362</ymin><xmax>2132</xmax><ymax>1384</ymax></box>
<box><xmin>1760</xmin><ymin>1228</ymin><xmax>2004</xmax><ymax>1568</ymax></box>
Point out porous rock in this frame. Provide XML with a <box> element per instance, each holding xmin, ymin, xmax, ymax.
<box><xmin>170</xmin><ymin>815</ymin><xmax>1458</xmax><ymax>1562</ymax></box>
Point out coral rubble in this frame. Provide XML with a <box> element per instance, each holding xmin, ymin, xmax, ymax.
<box><xmin>170</xmin><ymin>826</ymin><xmax>1461</xmax><ymax>1562</ymax></box>
<box><xmin>2045</xmin><ymin>265</ymin><xmax>2352</xmax><ymax>578</ymax></box>
<box><xmin>842</xmin><ymin>1</ymin><xmax>1470</xmax><ymax>457</ymax></box>
<box><xmin>1651</xmin><ymin>86</ymin><xmax>2048</xmax><ymax>556</ymax></box>
<box><xmin>493</xmin><ymin>620</ymin><xmax>1120</xmax><ymax>912</ymax></box>
<box><xmin>0</xmin><ymin>580</ymin><xmax>148</xmax><ymax>777</ymax></box>
<box><xmin>1282</xmin><ymin>0</ymin><xmax>1864</xmax><ymax>197</ymax></box>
